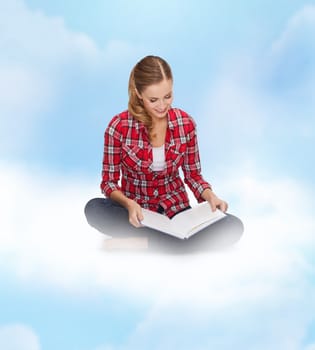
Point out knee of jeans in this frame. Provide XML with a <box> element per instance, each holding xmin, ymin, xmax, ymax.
<box><xmin>84</xmin><ymin>198</ymin><xmax>102</xmax><ymax>218</ymax></box>
<box><xmin>232</xmin><ymin>215</ymin><xmax>244</xmax><ymax>236</ymax></box>
<box><xmin>225</xmin><ymin>214</ymin><xmax>244</xmax><ymax>234</ymax></box>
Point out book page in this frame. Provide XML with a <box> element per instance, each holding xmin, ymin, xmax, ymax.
<box><xmin>141</xmin><ymin>202</ymin><xmax>226</xmax><ymax>239</ymax></box>
<box><xmin>171</xmin><ymin>202</ymin><xmax>226</xmax><ymax>238</ymax></box>
<box><xmin>140</xmin><ymin>209</ymin><xmax>175</xmax><ymax>235</ymax></box>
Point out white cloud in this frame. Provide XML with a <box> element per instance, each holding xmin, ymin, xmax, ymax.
<box><xmin>0</xmin><ymin>64</ymin><xmax>54</xmax><ymax>153</ymax></box>
<box><xmin>271</xmin><ymin>5</ymin><xmax>315</xmax><ymax>55</ymax></box>
<box><xmin>0</xmin><ymin>0</ymin><xmax>98</xmax><ymax>152</ymax></box>
<box><xmin>114</xmin><ymin>290</ymin><xmax>314</xmax><ymax>350</ymax></box>
<box><xmin>0</xmin><ymin>0</ymin><xmax>142</xmax><ymax>153</ymax></box>
<box><xmin>267</xmin><ymin>4</ymin><xmax>315</xmax><ymax>100</ymax></box>
<box><xmin>1</xmin><ymin>4</ymin><xmax>315</xmax><ymax>348</ymax></box>
<box><xmin>0</xmin><ymin>0</ymin><xmax>100</xmax><ymax>111</ymax></box>
<box><xmin>0</xmin><ymin>0</ymin><xmax>100</xmax><ymax>66</ymax></box>
<box><xmin>197</xmin><ymin>4</ymin><xmax>315</xmax><ymax>180</ymax></box>
<box><xmin>0</xmin><ymin>161</ymin><xmax>103</xmax><ymax>290</ymax></box>
<box><xmin>0</xmin><ymin>324</ymin><xmax>41</xmax><ymax>350</ymax></box>
<box><xmin>113</xmin><ymin>171</ymin><xmax>315</xmax><ymax>349</ymax></box>
<box><xmin>2</xmin><ymin>159</ymin><xmax>314</xmax><ymax>349</ymax></box>
<box><xmin>0</xmin><ymin>160</ymin><xmax>314</xmax><ymax>299</ymax></box>
<box><xmin>223</xmin><ymin>172</ymin><xmax>315</xmax><ymax>249</ymax></box>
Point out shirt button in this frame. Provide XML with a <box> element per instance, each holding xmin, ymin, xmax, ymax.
<box><xmin>154</xmin><ymin>189</ymin><xmax>159</xmax><ymax>197</ymax></box>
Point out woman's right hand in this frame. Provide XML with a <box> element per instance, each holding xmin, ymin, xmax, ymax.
<box><xmin>126</xmin><ymin>199</ymin><xmax>144</xmax><ymax>228</ymax></box>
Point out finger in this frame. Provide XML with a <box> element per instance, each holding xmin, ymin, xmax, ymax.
<box><xmin>220</xmin><ymin>201</ymin><xmax>228</xmax><ymax>213</ymax></box>
<box><xmin>133</xmin><ymin>220</ymin><xmax>141</xmax><ymax>228</ymax></box>
<box><xmin>208</xmin><ymin>199</ymin><xmax>216</xmax><ymax>212</ymax></box>
<box><xmin>137</xmin><ymin>209</ymin><xmax>144</xmax><ymax>222</ymax></box>
<box><xmin>129</xmin><ymin>214</ymin><xmax>141</xmax><ymax>228</ymax></box>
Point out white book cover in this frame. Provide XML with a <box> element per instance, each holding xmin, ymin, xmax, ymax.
<box><xmin>141</xmin><ymin>202</ymin><xmax>226</xmax><ymax>239</ymax></box>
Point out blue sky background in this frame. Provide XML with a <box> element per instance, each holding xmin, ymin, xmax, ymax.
<box><xmin>1</xmin><ymin>0</ymin><xmax>315</xmax><ymax>349</ymax></box>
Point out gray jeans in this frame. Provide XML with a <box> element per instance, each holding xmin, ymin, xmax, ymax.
<box><xmin>84</xmin><ymin>198</ymin><xmax>244</xmax><ymax>253</ymax></box>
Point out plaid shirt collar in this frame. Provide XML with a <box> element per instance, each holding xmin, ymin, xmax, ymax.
<box><xmin>134</xmin><ymin>109</ymin><xmax>177</xmax><ymax>151</ymax></box>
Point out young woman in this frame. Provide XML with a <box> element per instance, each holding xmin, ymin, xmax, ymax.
<box><xmin>85</xmin><ymin>55</ymin><xmax>243</xmax><ymax>252</ymax></box>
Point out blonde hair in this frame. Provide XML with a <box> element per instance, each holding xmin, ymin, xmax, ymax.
<box><xmin>128</xmin><ymin>55</ymin><xmax>173</xmax><ymax>132</ymax></box>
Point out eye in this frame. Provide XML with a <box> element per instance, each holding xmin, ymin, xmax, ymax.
<box><xmin>150</xmin><ymin>98</ymin><xmax>157</xmax><ymax>103</ymax></box>
<box><xmin>165</xmin><ymin>94</ymin><xmax>172</xmax><ymax>99</ymax></box>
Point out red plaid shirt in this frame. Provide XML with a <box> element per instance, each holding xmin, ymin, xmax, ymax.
<box><xmin>101</xmin><ymin>108</ymin><xmax>211</xmax><ymax>218</ymax></box>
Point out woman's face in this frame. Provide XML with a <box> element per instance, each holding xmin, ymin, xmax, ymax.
<box><xmin>137</xmin><ymin>79</ymin><xmax>173</xmax><ymax>122</ymax></box>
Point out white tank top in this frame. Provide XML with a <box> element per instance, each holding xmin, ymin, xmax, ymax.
<box><xmin>151</xmin><ymin>144</ymin><xmax>166</xmax><ymax>171</ymax></box>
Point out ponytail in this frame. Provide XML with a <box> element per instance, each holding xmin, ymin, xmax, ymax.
<box><xmin>128</xmin><ymin>68</ymin><xmax>153</xmax><ymax>131</ymax></box>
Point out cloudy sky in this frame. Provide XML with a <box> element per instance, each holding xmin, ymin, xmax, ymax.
<box><xmin>1</xmin><ymin>0</ymin><xmax>315</xmax><ymax>349</ymax></box>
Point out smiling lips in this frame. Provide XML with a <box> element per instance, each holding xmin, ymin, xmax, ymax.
<box><xmin>154</xmin><ymin>108</ymin><xmax>168</xmax><ymax>114</ymax></box>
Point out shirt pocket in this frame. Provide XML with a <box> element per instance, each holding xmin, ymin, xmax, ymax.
<box><xmin>121</xmin><ymin>144</ymin><xmax>150</xmax><ymax>174</ymax></box>
<box><xmin>166</xmin><ymin>143</ymin><xmax>187</xmax><ymax>170</ymax></box>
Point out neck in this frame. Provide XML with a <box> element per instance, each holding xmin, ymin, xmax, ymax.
<box><xmin>149</xmin><ymin>118</ymin><xmax>167</xmax><ymax>143</ymax></box>
<box><xmin>152</xmin><ymin>116</ymin><xmax>167</xmax><ymax>128</ymax></box>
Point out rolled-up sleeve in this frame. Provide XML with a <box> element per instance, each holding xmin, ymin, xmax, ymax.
<box><xmin>182</xmin><ymin>118</ymin><xmax>212</xmax><ymax>202</ymax></box>
<box><xmin>100</xmin><ymin>116</ymin><xmax>122</xmax><ymax>197</ymax></box>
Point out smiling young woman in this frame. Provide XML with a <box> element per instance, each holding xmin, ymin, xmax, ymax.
<box><xmin>128</xmin><ymin>56</ymin><xmax>174</xmax><ymax>140</ymax></box>
<box><xmin>84</xmin><ymin>55</ymin><xmax>244</xmax><ymax>252</ymax></box>
<box><xmin>135</xmin><ymin>79</ymin><xmax>172</xmax><ymax>147</ymax></box>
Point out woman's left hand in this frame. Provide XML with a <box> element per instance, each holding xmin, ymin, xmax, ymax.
<box><xmin>201</xmin><ymin>188</ymin><xmax>228</xmax><ymax>213</ymax></box>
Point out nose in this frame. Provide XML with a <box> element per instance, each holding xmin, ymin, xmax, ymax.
<box><xmin>157</xmin><ymin>99</ymin><xmax>166</xmax><ymax>109</ymax></box>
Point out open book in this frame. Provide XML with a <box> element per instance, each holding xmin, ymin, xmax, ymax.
<box><xmin>141</xmin><ymin>202</ymin><xmax>226</xmax><ymax>239</ymax></box>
